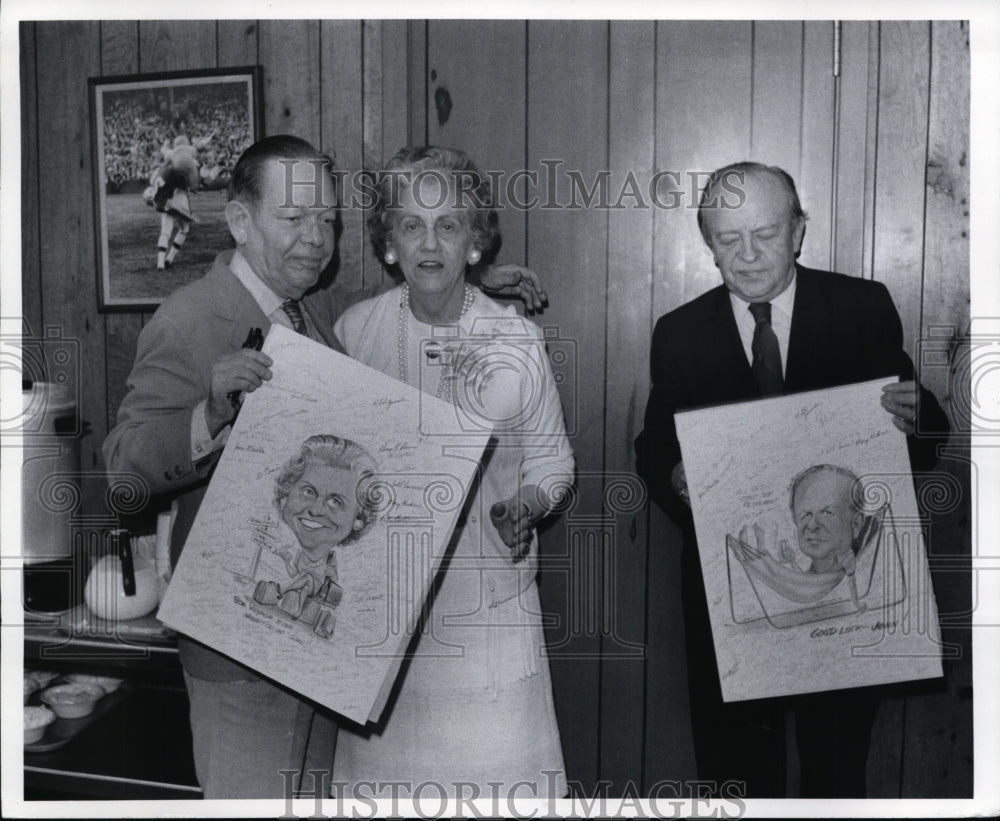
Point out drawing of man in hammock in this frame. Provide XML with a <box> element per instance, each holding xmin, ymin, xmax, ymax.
<box><xmin>730</xmin><ymin>464</ymin><xmax>884</xmax><ymax>614</ymax></box>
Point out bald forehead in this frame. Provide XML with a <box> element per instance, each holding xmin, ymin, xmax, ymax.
<box><xmin>792</xmin><ymin>470</ymin><xmax>854</xmax><ymax>509</ymax></box>
<box><xmin>258</xmin><ymin>158</ymin><xmax>337</xmax><ymax>210</ymax></box>
<box><xmin>701</xmin><ymin>168</ymin><xmax>796</xmax><ymax>234</ymax></box>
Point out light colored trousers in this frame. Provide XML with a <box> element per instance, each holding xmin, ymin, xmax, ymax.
<box><xmin>183</xmin><ymin>671</ymin><xmax>336</xmax><ymax>799</ymax></box>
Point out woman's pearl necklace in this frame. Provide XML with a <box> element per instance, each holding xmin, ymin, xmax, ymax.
<box><xmin>397</xmin><ymin>282</ymin><xmax>476</xmax><ymax>401</ymax></box>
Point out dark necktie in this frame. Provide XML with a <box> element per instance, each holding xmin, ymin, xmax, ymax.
<box><xmin>748</xmin><ymin>302</ymin><xmax>784</xmax><ymax>397</ymax></box>
<box><xmin>281</xmin><ymin>299</ymin><xmax>308</xmax><ymax>335</ymax></box>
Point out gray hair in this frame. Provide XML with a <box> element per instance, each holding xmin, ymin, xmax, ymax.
<box><xmin>274</xmin><ymin>435</ymin><xmax>378</xmax><ymax>544</ymax></box>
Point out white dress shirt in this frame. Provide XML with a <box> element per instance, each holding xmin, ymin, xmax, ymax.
<box><xmin>729</xmin><ymin>273</ymin><xmax>797</xmax><ymax>376</ymax></box>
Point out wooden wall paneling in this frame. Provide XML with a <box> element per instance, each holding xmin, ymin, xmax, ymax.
<box><xmin>868</xmin><ymin>21</ymin><xmax>938</xmax><ymax>799</ymax></box>
<box><xmin>140</xmin><ymin>20</ymin><xmax>216</xmax><ymax>74</ymax></box>
<box><xmin>217</xmin><ymin>20</ymin><xmax>259</xmax><ymax>67</ymax></box>
<box><xmin>897</xmin><ymin>19</ymin><xmax>972</xmax><ymax>798</ymax></box>
<box><xmin>320</xmin><ymin>20</ymin><xmax>366</xmax><ymax>296</ymax></box>
<box><xmin>870</xmin><ymin>21</ymin><xmax>930</xmax><ymax>355</ymax></box>
<box><xmin>644</xmin><ymin>19</ymin><xmax>752</xmax><ymax>789</ymax></box>
<box><xmin>833</xmin><ymin>21</ymin><xmax>875</xmax><ymax>278</ymax></box>
<box><xmin>34</xmin><ymin>22</ymin><xmax>105</xmax><ymax>509</ymax></box>
<box><xmin>750</xmin><ymin>20</ymin><xmax>804</xmax><ymax>177</ymax></box>
<box><xmin>258</xmin><ymin>20</ymin><xmax>321</xmax><ymax>145</ymax></box>
<box><xmin>361</xmin><ymin>20</ymin><xmax>388</xmax><ymax>289</ymax></box>
<box><xmin>860</xmin><ymin>22</ymin><xmax>881</xmax><ymax>281</ymax></box>
<box><xmin>798</xmin><ymin>21</ymin><xmax>837</xmax><ymax>273</ymax></box>
<box><xmin>406</xmin><ymin>20</ymin><xmax>427</xmax><ymax>146</ymax></box>
<box><xmin>99</xmin><ymin>20</ymin><xmax>140</xmax><ymax>102</ymax></box>
<box><xmin>861</xmin><ymin>32</ymin><xmax>901</xmax><ymax>793</ymax></box>
<box><xmin>20</xmin><ymin>23</ymin><xmax>42</xmax><ymax>335</ymax></box>
<box><xmin>652</xmin><ymin>20</ymin><xmax>753</xmax><ymax>321</ymax></box>
<box><xmin>599</xmin><ymin>20</ymin><xmax>656</xmax><ymax>793</ymax></box>
<box><xmin>919</xmin><ymin>20</ymin><xmax>970</xmax><ymax>413</ymax></box>
<box><xmin>426</xmin><ymin>20</ymin><xmax>528</xmax><ymax>268</ymax></box>
<box><xmin>101</xmin><ymin>21</ymin><xmax>142</xmax><ymax>437</ymax></box>
<box><xmin>380</xmin><ymin>21</ymin><xmax>409</xmax><ymax>162</ymax></box>
<box><xmin>527</xmin><ymin>20</ymin><xmax>609</xmax><ymax>792</ymax></box>
<box><xmin>867</xmin><ymin>695</ymin><xmax>904</xmax><ymax>797</ymax></box>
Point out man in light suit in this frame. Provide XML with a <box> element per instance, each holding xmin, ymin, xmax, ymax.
<box><xmin>104</xmin><ymin>134</ymin><xmax>544</xmax><ymax>799</ymax></box>
<box><xmin>635</xmin><ymin>161</ymin><xmax>948</xmax><ymax>798</ymax></box>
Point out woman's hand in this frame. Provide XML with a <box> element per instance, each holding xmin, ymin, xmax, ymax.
<box><xmin>479</xmin><ymin>263</ymin><xmax>548</xmax><ymax>314</ymax></box>
<box><xmin>489</xmin><ymin>498</ymin><xmax>535</xmax><ymax>563</ymax></box>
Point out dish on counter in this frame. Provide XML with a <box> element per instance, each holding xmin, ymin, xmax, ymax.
<box><xmin>25</xmin><ymin>669</ymin><xmax>61</xmax><ymax>687</ymax></box>
<box><xmin>64</xmin><ymin>673</ymin><xmax>124</xmax><ymax>694</ymax></box>
<box><xmin>39</xmin><ymin>683</ymin><xmax>105</xmax><ymax>719</ymax></box>
<box><xmin>24</xmin><ymin>706</ymin><xmax>56</xmax><ymax>744</ymax></box>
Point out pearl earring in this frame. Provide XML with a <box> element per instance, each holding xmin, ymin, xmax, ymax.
<box><xmin>353</xmin><ymin>519</ymin><xmax>364</xmax><ymax>531</ymax></box>
<box><xmin>468</xmin><ymin>249</ymin><xmax>481</xmax><ymax>265</ymax></box>
<box><xmin>385</xmin><ymin>249</ymin><xmax>397</xmax><ymax>265</ymax></box>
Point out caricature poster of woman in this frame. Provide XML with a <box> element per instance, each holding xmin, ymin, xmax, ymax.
<box><xmin>675</xmin><ymin>378</ymin><xmax>943</xmax><ymax>702</ymax></box>
<box><xmin>158</xmin><ymin>327</ymin><xmax>489</xmax><ymax>723</ymax></box>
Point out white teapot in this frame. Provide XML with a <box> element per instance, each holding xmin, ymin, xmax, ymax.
<box><xmin>84</xmin><ymin>531</ymin><xmax>159</xmax><ymax>621</ymax></box>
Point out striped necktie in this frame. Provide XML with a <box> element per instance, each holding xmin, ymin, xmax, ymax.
<box><xmin>281</xmin><ymin>299</ymin><xmax>308</xmax><ymax>335</ymax></box>
<box><xmin>748</xmin><ymin>301</ymin><xmax>783</xmax><ymax>397</ymax></box>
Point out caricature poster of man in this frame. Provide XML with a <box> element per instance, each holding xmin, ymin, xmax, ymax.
<box><xmin>675</xmin><ymin>378</ymin><xmax>943</xmax><ymax>702</ymax></box>
<box><xmin>157</xmin><ymin>327</ymin><xmax>490</xmax><ymax>723</ymax></box>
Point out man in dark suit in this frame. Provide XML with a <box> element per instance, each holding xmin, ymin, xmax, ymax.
<box><xmin>635</xmin><ymin>161</ymin><xmax>948</xmax><ymax>798</ymax></box>
<box><xmin>104</xmin><ymin>135</ymin><xmax>545</xmax><ymax>798</ymax></box>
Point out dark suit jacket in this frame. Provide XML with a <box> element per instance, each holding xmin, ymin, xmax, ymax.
<box><xmin>103</xmin><ymin>250</ymin><xmax>362</xmax><ymax>680</ymax></box>
<box><xmin>635</xmin><ymin>265</ymin><xmax>949</xmax><ymax>525</ymax></box>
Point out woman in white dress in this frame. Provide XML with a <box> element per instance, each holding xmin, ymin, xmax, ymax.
<box><xmin>333</xmin><ymin>146</ymin><xmax>573</xmax><ymax>799</ymax></box>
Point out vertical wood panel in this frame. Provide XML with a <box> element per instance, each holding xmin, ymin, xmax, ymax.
<box><xmin>406</xmin><ymin>20</ymin><xmax>427</xmax><ymax>145</ymax></box>
<box><xmin>380</xmin><ymin>20</ymin><xmax>409</xmax><ymax>161</ymax></box>
<box><xmin>833</xmin><ymin>21</ymin><xmax>876</xmax><ymax>278</ymax></box>
<box><xmin>258</xmin><ymin>20</ymin><xmax>321</xmax><ymax>144</ymax></box>
<box><xmin>361</xmin><ymin>20</ymin><xmax>387</xmax><ymax>289</ymax></box>
<box><xmin>645</xmin><ymin>19</ymin><xmax>752</xmax><ymax>789</ymax></box>
<box><xmin>527</xmin><ymin>20</ymin><xmax>609</xmax><ymax>791</ymax></box>
<box><xmin>217</xmin><ymin>20</ymin><xmax>258</xmax><ymax>67</ymax></box>
<box><xmin>321</xmin><ymin>21</ymin><xmax>365</xmax><ymax>296</ymax></box>
<box><xmin>20</xmin><ymin>23</ymin><xmax>41</xmax><ymax>335</ymax></box>
<box><xmin>798</xmin><ymin>21</ymin><xmax>837</xmax><ymax>272</ymax></box>
<box><xmin>653</xmin><ymin>20</ymin><xmax>753</xmax><ymax>321</ymax></box>
<box><xmin>35</xmin><ymin>22</ymin><xmax>104</xmax><ymax>497</ymax></box>
<box><xmin>860</xmin><ymin>23</ymin><xmax>881</xmax><ymax>281</ymax></box>
<box><xmin>897</xmin><ymin>20</ymin><xmax>972</xmax><ymax>798</ymax></box>
<box><xmin>751</xmin><ymin>20</ymin><xmax>804</xmax><ymax>177</ymax></box>
<box><xmin>140</xmin><ymin>20</ymin><xmax>216</xmax><ymax>72</ymax></box>
<box><xmin>101</xmin><ymin>21</ymin><xmax>142</xmax><ymax>436</ymax></box>
<box><xmin>872</xmin><ymin>21</ymin><xmax>930</xmax><ymax>356</ymax></box>
<box><xmin>426</xmin><ymin>20</ymin><xmax>527</xmax><ymax>267</ymax></box>
<box><xmin>599</xmin><ymin>20</ymin><xmax>656</xmax><ymax>792</ymax></box>
<box><xmin>920</xmin><ymin>20</ymin><xmax>970</xmax><ymax>412</ymax></box>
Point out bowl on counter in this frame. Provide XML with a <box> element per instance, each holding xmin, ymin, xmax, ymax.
<box><xmin>39</xmin><ymin>683</ymin><xmax>105</xmax><ymax>719</ymax></box>
<box><xmin>25</xmin><ymin>669</ymin><xmax>61</xmax><ymax>688</ymax></box>
<box><xmin>24</xmin><ymin>706</ymin><xmax>56</xmax><ymax>744</ymax></box>
<box><xmin>64</xmin><ymin>673</ymin><xmax>124</xmax><ymax>694</ymax></box>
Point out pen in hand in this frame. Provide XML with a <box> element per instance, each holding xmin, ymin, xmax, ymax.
<box><xmin>228</xmin><ymin>327</ymin><xmax>264</xmax><ymax>411</ymax></box>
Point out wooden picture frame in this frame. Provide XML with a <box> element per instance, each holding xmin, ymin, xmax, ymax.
<box><xmin>90</xmin><ymin>66</ymin><xmax>262</xmax><ymax>311</ymax></box>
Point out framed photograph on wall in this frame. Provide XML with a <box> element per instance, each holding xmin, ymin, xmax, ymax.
<box><xmin>90</xmin><ymin>66</ymin><xmax>262</xmax><ymax>311</ymax></box>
